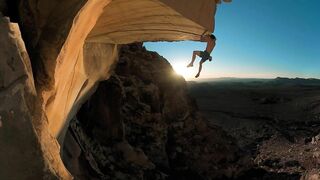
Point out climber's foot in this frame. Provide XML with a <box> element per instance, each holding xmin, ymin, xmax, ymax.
<box><xmin>195</xmin><ymin>73</ymin><xmax>200</xmax><ymax>78</ymax></box>
<box><xmin>209</xmin><ymin>57</ymin><xmax>212</xmax><ymax>62</ymax></box>
<box><xmin>187</xmin><ymin>63</ymin><xmax>193</xmax><ymax>68</ymax></box>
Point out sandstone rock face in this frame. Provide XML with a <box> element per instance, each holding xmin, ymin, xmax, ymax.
<box><xmin>1</xmin><ymin>0</ymin><xmax>232</xmax><ymax>179</ymax></box>
<box><xmin>302</xmin><ymin>169</ymin><xmax>320</xmax><ymax>180</ymax></box>
<box><xmin>62</xmin><ymin>44</ymin><xmax>248</xmax><ymax>179</ymax></box>
<box><xmin>0</xmin><ymin>15</ymin><xmax>71</xmax><ymax>180</ymax></box>
<box><xmin>87</xmin><ymin>0</ymin><xmax>217</xmax><ymax>43</ymax></box>
<box><xmin>17</xmin><ymin>0</ymin><xmax>231</xmax><ymax>142</ymax></box>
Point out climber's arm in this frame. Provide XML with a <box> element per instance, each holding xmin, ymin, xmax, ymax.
<box><xmin>199</xmin><ymin>30</ymin><xmax>208</xmax><ymax>42</ymax></box>
<box><xmin>200</xmin><ymin>35</ymin><xmax>206</xmax><ymax>42</ymax></box>
<box><xmin>200</xmin><ymin>35</ymin><xmax>204</xmax><ymax>42</ymax></box>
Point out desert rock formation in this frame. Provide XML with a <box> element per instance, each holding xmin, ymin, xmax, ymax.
<box><xmin>0</xmin><ymin>14</ymin><xmax>72</xmax><ymax>179</ymax></box>
<box><xmin>0</xmin><ymin>0</ymin><xmax>233</xmax><ymax>179</ymax></box>
<box><xmin>13</xmin><ymin>0</ymin><xmax>230</xmax><ymax>141</ymax></box>
<box><xmin>62</xmin><ymin>44</ymin><xmax>248</xmax><ymax>179</ymax></box>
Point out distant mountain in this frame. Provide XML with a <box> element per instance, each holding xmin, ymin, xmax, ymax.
<box><xmin>275</xmin><ymin>77</ymin><xmax>320</xmax><ymax>81</ymax></box>
<box><xmin>194</xmin><ymin>77</ymin><xmax>271</xmax><ymax>83</ymax></box>
<box><xmin>188</xmin><ymin>77</ymin><xmax>320</xmax><ymax>87</ymax></box>
<box><xmin>274</xmin><ymin>77</ymin><xmax>320</xmax><ymax>85</ymax></box>
<box><xmin>188</xmin><ymin>77</ymin><xmax>320</xmax><ymax>84</ymax></box>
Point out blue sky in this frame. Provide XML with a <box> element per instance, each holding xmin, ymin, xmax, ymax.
<box><xmin>145</xmin><ymin>0</ymin><xmax>320</xmax><ymax>80</ymax></box>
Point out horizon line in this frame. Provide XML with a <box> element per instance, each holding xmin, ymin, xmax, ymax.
<box><xmin>184</xmin><ymin>76</ymin><xmax>320</xmax><ymax>81</ymax></box>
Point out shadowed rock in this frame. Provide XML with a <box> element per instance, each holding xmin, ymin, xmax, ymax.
<box><xmin>62</xmin><ymin>44</ymin><xmax>250</xmax><ymax>179</ymax></box>
<box><xmin>0</xmin><ymin>0</ymin><xmax>232</xmax><ymax>178</ymax></box>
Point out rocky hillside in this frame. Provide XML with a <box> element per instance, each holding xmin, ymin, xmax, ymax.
<box><xmin>62</xmin><ymin>44</ymin><xmax>250</xmax><ymax>180</ymax></box>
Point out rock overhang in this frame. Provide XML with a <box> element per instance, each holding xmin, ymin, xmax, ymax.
<box><xmin>86</xmin><ymin>0</ymin><xmax>218</xmax><ymax>43</ymax></box>
<box><xmin>45</xmin><ymin>0</ymin><xmax>231</xmax><ymax>140</ymax></box>
<box><xmin>86</xmin><ymin>0</ymin><xmax>231</xmax><ymax>44</ymax></box>
<box><xmin>0</xmin><ymin>0</ymin><xmax>232</xmax><ymax>178</ymax></box>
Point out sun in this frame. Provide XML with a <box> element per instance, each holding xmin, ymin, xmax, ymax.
<box><xmin>171</xmin><ymin>61</ymin><xmax>195</xmax><ymax>79</ymax></box>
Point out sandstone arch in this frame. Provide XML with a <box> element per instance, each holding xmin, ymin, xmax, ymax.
<box><xmin>0</xmin><ymin>0</ymin><xmax>231</xmax><ymax>179</ymax></box>
<box><xmin>41</xmin><ymin>0</ymin><xmax>228</xmax><ymax>142</ymax></box>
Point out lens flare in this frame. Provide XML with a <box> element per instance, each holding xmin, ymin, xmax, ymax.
<box><xmin>171</xmin><ymin>61</ymin><xmax>195</xmax><ymax>79</ymax></box>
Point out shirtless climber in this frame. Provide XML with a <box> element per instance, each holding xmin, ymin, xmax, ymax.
<box><xmin>187</xmin><ymin>34</ymin><xmax>216</xmax><ymax>78</ymax></box>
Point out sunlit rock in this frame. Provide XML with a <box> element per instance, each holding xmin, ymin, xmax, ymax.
<box><xmin>1</xmin><ymin>0</ymin><xmax>232</xmax><ymax>178</ymax></box>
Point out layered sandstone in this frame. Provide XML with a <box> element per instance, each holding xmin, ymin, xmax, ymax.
<box><xmin>13</xmin><ymin>0</ymin><xmax>231</xmax><ymax>142</ymax></box>
<box><xmin>37</xmin><ymin>0</ymin><xmax>229</xmax><ymax>141</ymax></box>
<box><xmin>0</xmin><ymin>0</ymin><xmax>232</xmax><ymax>179</ymax></box>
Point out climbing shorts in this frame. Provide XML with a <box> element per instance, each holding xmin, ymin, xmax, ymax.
<box><xmin>200</xmin><ymin>50</ymin><xmax>212</xmax><ymax>62</ymax></box>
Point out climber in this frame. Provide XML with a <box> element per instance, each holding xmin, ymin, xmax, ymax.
<box><xmin>187</xmin><ymin>33</ymin><xmax>216</xmax><ymax>78</ymax></box>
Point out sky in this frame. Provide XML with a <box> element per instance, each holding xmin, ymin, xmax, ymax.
<box><xmin>145</xmin><ymin>0</ymin><xmax>320</xmax><ymax>80</ymax></box>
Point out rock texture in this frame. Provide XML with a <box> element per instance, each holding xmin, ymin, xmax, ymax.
<box><xmin>62</xmin><ymin>44</ymin><xmax>249</xmax><ymax>179</ymax></box>
<box><xmin>16</xmin><ymin>0</ymin><xmax>231</xmax><ymax>141</ymax></box>
<box><xmin>0</xmin><ymin>15</ymin><xmax>71</xmax><ymax>180</ymax></box>
<box><xmin>87</xmin><ymin>0</ymin><xmax>217</xmax><ymax>43</ymax></box>
<box><xmin>189</xmin><ymin>79</ymin><xmax>320</xmax><ymax>179</ymax></box>
<box><xmin>53</xmin><ymin>0</ymin><xmax>225</xmax><ymax>142</ymax></box>
<box><xmin>1</xmin><ymin>0</ymin><xmax>232</xmax><ymax>179</ymax></box>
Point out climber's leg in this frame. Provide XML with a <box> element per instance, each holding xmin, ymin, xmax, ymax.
<box><xmin>187</xmin><ymin>51</ymin><xmax>201</xmax><ymax>67</ymax></box>
<box><xmin>195</xmin><ymin>59</ymin><xmax>206</xmax><ymax>78</ymax></box>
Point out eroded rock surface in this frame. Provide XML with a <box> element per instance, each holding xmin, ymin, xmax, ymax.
<box><xmin>1</xmin><ymin>0</ymin><xmax>233</xmax><ymax>179</ymax></box>
<box><xmin>62</xmin><ymin>44</ymin><xmax>250</xmax><ymax>180</ymax></box>
<box><xmin>16</xmin><ymin>0</ymin><xmax>230</xmax><ymax>140</ymax></box>
<box><xmin>0</xmin><ymin>15</ymin><xmax>71</xmax><ymax>180</ymax></box>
